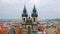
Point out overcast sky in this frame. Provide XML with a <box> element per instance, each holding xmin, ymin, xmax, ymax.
<box><xmin>0</xmin><ymin>0</ymin><xmax>60</xmax><ymax>20</ymax></box>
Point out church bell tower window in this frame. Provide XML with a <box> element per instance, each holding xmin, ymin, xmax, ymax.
<box><xmin>23</xmin><ymin>18</ymin><xmax>25</xmax><ymax>22</ymax></box>
<box><xmin>34</xmin><ymin>18</ymin><xmax>35</xmax><ymax>22</ymax></box>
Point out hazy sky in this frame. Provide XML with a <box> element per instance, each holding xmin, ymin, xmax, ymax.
<box><xmin>0</xmin><ymin>0</ymin><xmax>60</xmax><ymax>20</ymax></box>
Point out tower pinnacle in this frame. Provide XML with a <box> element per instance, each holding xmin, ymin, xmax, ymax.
<box><xmin>33</xmin><ymin>5</ymin><xmax>36</xmax><ymax>13</ymax></box>
<box><xmin>22</xmin><ymin>5</ymin><xmax>28</xmax><ymax>17</ymax></box>
<box><xmin>31</xmin><ymin>5</ymin><xmax>38</xmax><ymax>17</ymax></box>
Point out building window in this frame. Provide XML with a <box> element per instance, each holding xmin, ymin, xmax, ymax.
<box><xmin>34</xmin><ymin>18</ymin><xmax>35</xmax><ymax>22</ymax></box>
<box><xmin>23</xmin><ymin>18</ymin><xmax>25</xmax><ymax>22</ymax></box>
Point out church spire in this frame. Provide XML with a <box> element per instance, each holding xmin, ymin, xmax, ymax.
<box><xmin>23</xmin><ymin>5</ymin><xmax>27</xmax><ymax>13</ymax></box>
<box><xmin>31</xmin><ymin>5</ymin><xmax>38</xmax><ymax>17</ymax></box>
<box><xmin>33</xmin><ymin>5</ymin><xmax>36</xmax><ymax>13</ymax></box>
<box><xmin>22</xmin><ymin>5</ymin><xmax>28</xmax><ymax>17</ymax></box>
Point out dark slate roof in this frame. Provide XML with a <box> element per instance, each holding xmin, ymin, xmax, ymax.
<box><xmin>23</xmin><ymin>6</ymin><xmax>27</xmax><ymax>13</ymax></box>
<box><xmin>33</xmin><ymin>5</ymin><xmax>36</xmax><ymax>13</ymax></box>
<box><xmin>31</xmin><ymin>5</ymin><xmax>38</xmax><ymax>17</ymax></box>
<box><xmin>31</xmin><ymin>13</ymin><xmax>38</xmax><ymax>17</ymax></box>
<box><xmin>22</xmin><ymin>13</ymin><xmax>28</xmax><ymax>17</ymax></box>
<box><xmin>22</xmin><ymin>6</ymin><xmax>28</xmax><ymax>17</ymax></box>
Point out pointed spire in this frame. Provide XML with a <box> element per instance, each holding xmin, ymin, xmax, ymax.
<box><xmin>22</xmin><ymin>5</ymin><xmax>28</xmax><ymax>17</ymax></box>
<box><xmin>23</xmin><ymin>5</ymin><xmax>27</xmax><ymax>13</ymax></box>
<box><xmin>31</xmin><ymin>4</ymin><xmax>38</xmax><ymax>17</ymax></box>
<box><xmin>34</xmin><ymin>4</ymin><xmax>35</xmax><ymax>9</ymax></box>
<box><xmin>33</xmin><ymin>4</ymin><xmax>36</xmax><ymax>13</ymax></box>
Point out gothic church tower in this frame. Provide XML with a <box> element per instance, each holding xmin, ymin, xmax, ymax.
<box><xmin>31</xmin><ymin>5</ymin><xmax>38</xmax><ymax>22</ymax></box>
<box><xmin>22</xmin><ymin>6</ymin><xmax>28</xmax><ymax>23</ymax></box>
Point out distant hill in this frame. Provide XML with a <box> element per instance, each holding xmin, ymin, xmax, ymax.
<box><xmin>0</xmin><ymin>19</ymin><xmax>22</xmax><ymax>22</ymax></box>
<box><xmin>43</xmin><ymin>19</ymin><xmax>60</xmax><ymax>22</ymax></box>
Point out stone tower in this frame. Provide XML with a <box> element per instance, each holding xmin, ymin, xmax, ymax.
<box><xmin>22</xmin><ymin>5</ymin><xmax>38</xmax><ymax>34</ymax></box>
<box><xmin>22</xmin><ymin>6</ymin><xmax>28</xmax><ymax>23</ymax></box>
<box><xmin>31</xmin><ymin>5</ymin><xmax>38</xmax><ymax>23</ymax></box>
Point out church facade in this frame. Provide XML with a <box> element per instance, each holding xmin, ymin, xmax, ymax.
<box><xmin>22</xmin><ymin>5</ymin><xmax>38</xmax><ymax>34</ymax></box>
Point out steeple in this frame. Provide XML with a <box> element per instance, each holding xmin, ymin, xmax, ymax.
<box><xmin>31</xmin><ymin>5</ymin><xmax>38</xmax><ymax>17</ymax></box>
<box><xmin>22</xmin><ymin>6</ymin><xmax>28</xmax><ymax>17</ymax></box>
<box><xmin>33</xmin><ymin>5</ymin><xmax>36</xmax><ymax>13</ymax></box>
<box><xmin>23</xmin><ymin>6</ymin><xmax>27</xmax><ymax>13</ymax></box>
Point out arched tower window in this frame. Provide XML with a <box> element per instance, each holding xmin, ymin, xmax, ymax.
<box><xmin>23</xmin><ymin>18</ymin><xmax>25</xmax><ymax>22</ymax></box>
<box><xmin>34</xmin><ymin>18</ymin><xmax>35</xmax><ymax>22</ymax></box>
